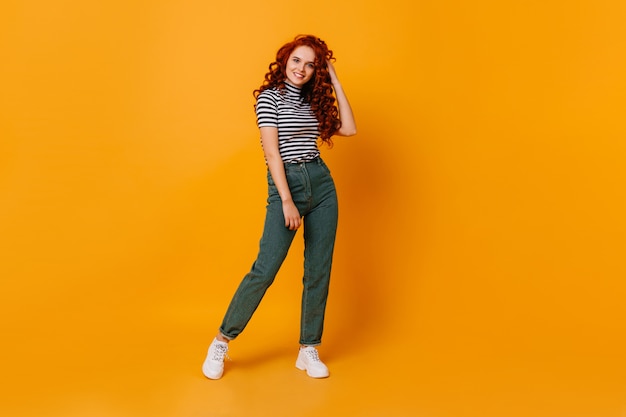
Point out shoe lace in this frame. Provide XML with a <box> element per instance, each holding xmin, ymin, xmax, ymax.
<box><xmin>212</xmin><ymin>344</ymin><xmax>230</xmax><ymax>361</ymax></box>
<box><xmin>304</xmin><ymin>348</ymin><xmax>321</xmax><ymax>362</ymax></box>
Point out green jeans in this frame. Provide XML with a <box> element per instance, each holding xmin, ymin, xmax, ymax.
<box><xmin>219</xmin><ymin>157</ymin><xmax>338</xmax><ymax>346</ymax></box>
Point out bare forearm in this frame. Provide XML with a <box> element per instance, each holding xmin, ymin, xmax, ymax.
<box><xmin>265</xmin><ymin>153</ymin><xmax>292</xmax><ymax>203</ymax></box>
<box><xmin>327</xmin><ymin>60</ymin><xmax>357</xmax><ymax>137</ymax></box>
<box><xmin>333</xmin><ymin>80</ymin><xmax>357</xmax><ymax>136</ymax></box>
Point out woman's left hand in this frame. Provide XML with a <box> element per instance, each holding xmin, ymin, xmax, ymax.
<box><xmin>326</xmin><ymin>60</ymin><xmax>338</xmax><ymax>84</ymax></box>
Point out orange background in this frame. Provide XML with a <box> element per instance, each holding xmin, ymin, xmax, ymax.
<box><xmin>1</xmin><ymin>1</ymin><xmax>625</xmax><ymax>416</ymax></box>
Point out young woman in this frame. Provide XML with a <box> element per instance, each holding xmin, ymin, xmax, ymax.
<box><xmin>202</xmin><ymin>34</ymin><xmax>356</xmax><ymax>379</ymax></box>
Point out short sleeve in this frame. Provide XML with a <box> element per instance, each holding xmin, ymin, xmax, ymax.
<box><xmin>255</xmin><ymin>90</ymin><xmax>278</xmax><ymax>128</ymax></box>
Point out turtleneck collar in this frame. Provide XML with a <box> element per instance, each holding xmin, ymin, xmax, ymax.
<box><xmin>284</xmin><ymin>81</ymin><xmax>303</xmax><ymax>96</ymax></box>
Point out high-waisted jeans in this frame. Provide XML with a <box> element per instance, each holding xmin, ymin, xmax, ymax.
<box><xmin>219</xmin><ymin>157</ymin><xmax>338</xmax><ymax>346</ymax></box>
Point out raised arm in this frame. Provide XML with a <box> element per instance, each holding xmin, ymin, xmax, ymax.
<box><xmin>327</xmin><ymin>60</ymin><xmax>357</xmax><ymax>137</ymax></box>
<box><xmin>260</xmin><ymin>126</ymin><xmax>302</xmax><ymax>231</ymax></box>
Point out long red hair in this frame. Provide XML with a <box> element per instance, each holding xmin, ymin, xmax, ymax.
<box><xmin>253</xmin><ymin>35</ymin><xmax>341</xmax><ymax>145</ymax></box>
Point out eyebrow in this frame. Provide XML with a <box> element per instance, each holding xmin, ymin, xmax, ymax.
<box><xmin>293</xmin><ymin>55</ymin><xmax>315</xmax><ymax>64</ymax></box>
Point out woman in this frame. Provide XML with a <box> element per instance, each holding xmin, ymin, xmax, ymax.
<box><xmin>202</xmin><ymin>34</ymin><xmax>356</xmax><ymax>379</ymax></box>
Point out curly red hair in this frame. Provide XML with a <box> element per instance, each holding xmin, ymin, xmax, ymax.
<box><xmin>253</xmin><ymin>35</ymin><xmax>341</xmax><ymax>146</ymax></box>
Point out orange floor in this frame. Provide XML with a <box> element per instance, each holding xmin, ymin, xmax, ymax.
<box><xmin>3</xmin><ymin>279</ymin><xmax>625</xmax><ymax>417</ymax></box>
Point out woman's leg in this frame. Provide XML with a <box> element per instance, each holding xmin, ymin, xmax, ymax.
<box><xmin>299</xmin><ymin>160</ymin><xmax>338</xmax><ymax>346</ymax></box>
<box><xmin>219</xmin><ymin>189</ymin><xmax>298</xmax><ymax>340</ymax></box>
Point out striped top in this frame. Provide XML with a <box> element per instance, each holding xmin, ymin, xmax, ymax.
<box><xmin>255</xmin><ymin>82</ymin><xmax>320</xmax><ymax>163</ymax></box>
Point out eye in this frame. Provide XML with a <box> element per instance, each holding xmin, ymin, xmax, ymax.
<box><xmin>306</xmin><ymin>63</ymin><xmax>315</xmax><ymax>69</ymax></box>
<box><xmin>292</xmin><ymin>57</ymin><xmax>300</xmax><ymax>63</ymax></box>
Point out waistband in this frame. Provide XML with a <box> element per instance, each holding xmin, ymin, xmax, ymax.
<box><xmin>284</xmin><ymin>156</ymin><xmax>322</xmax><ymax>167</ymax></box>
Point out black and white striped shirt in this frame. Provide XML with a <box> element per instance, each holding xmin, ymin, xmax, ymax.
<box><xmin>255</xmin><ymin>82</ymin><xmax>320</xmax><ymax>163</ymax></box>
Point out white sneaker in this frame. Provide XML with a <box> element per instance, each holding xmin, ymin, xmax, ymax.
<box><xmin>202</xmin><ymin>338</ymin><xmax>229</xmax><ymax>379</ymax></box>
<box><xmin>295</xmin><ymin>346</ymin><xmax>329</xmax><ymax>378</ymax></box>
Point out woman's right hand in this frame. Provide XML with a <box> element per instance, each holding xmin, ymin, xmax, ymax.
<box><xmin>282</xmin><ymin>199</ymin><xmax>302</xmax><ymax>230</ymax></box>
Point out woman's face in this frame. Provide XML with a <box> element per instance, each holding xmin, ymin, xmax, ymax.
<box><xmin>285</xmin><ymin>45</ymin><xmax>316</xmax><ymax>87</ymax></box>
